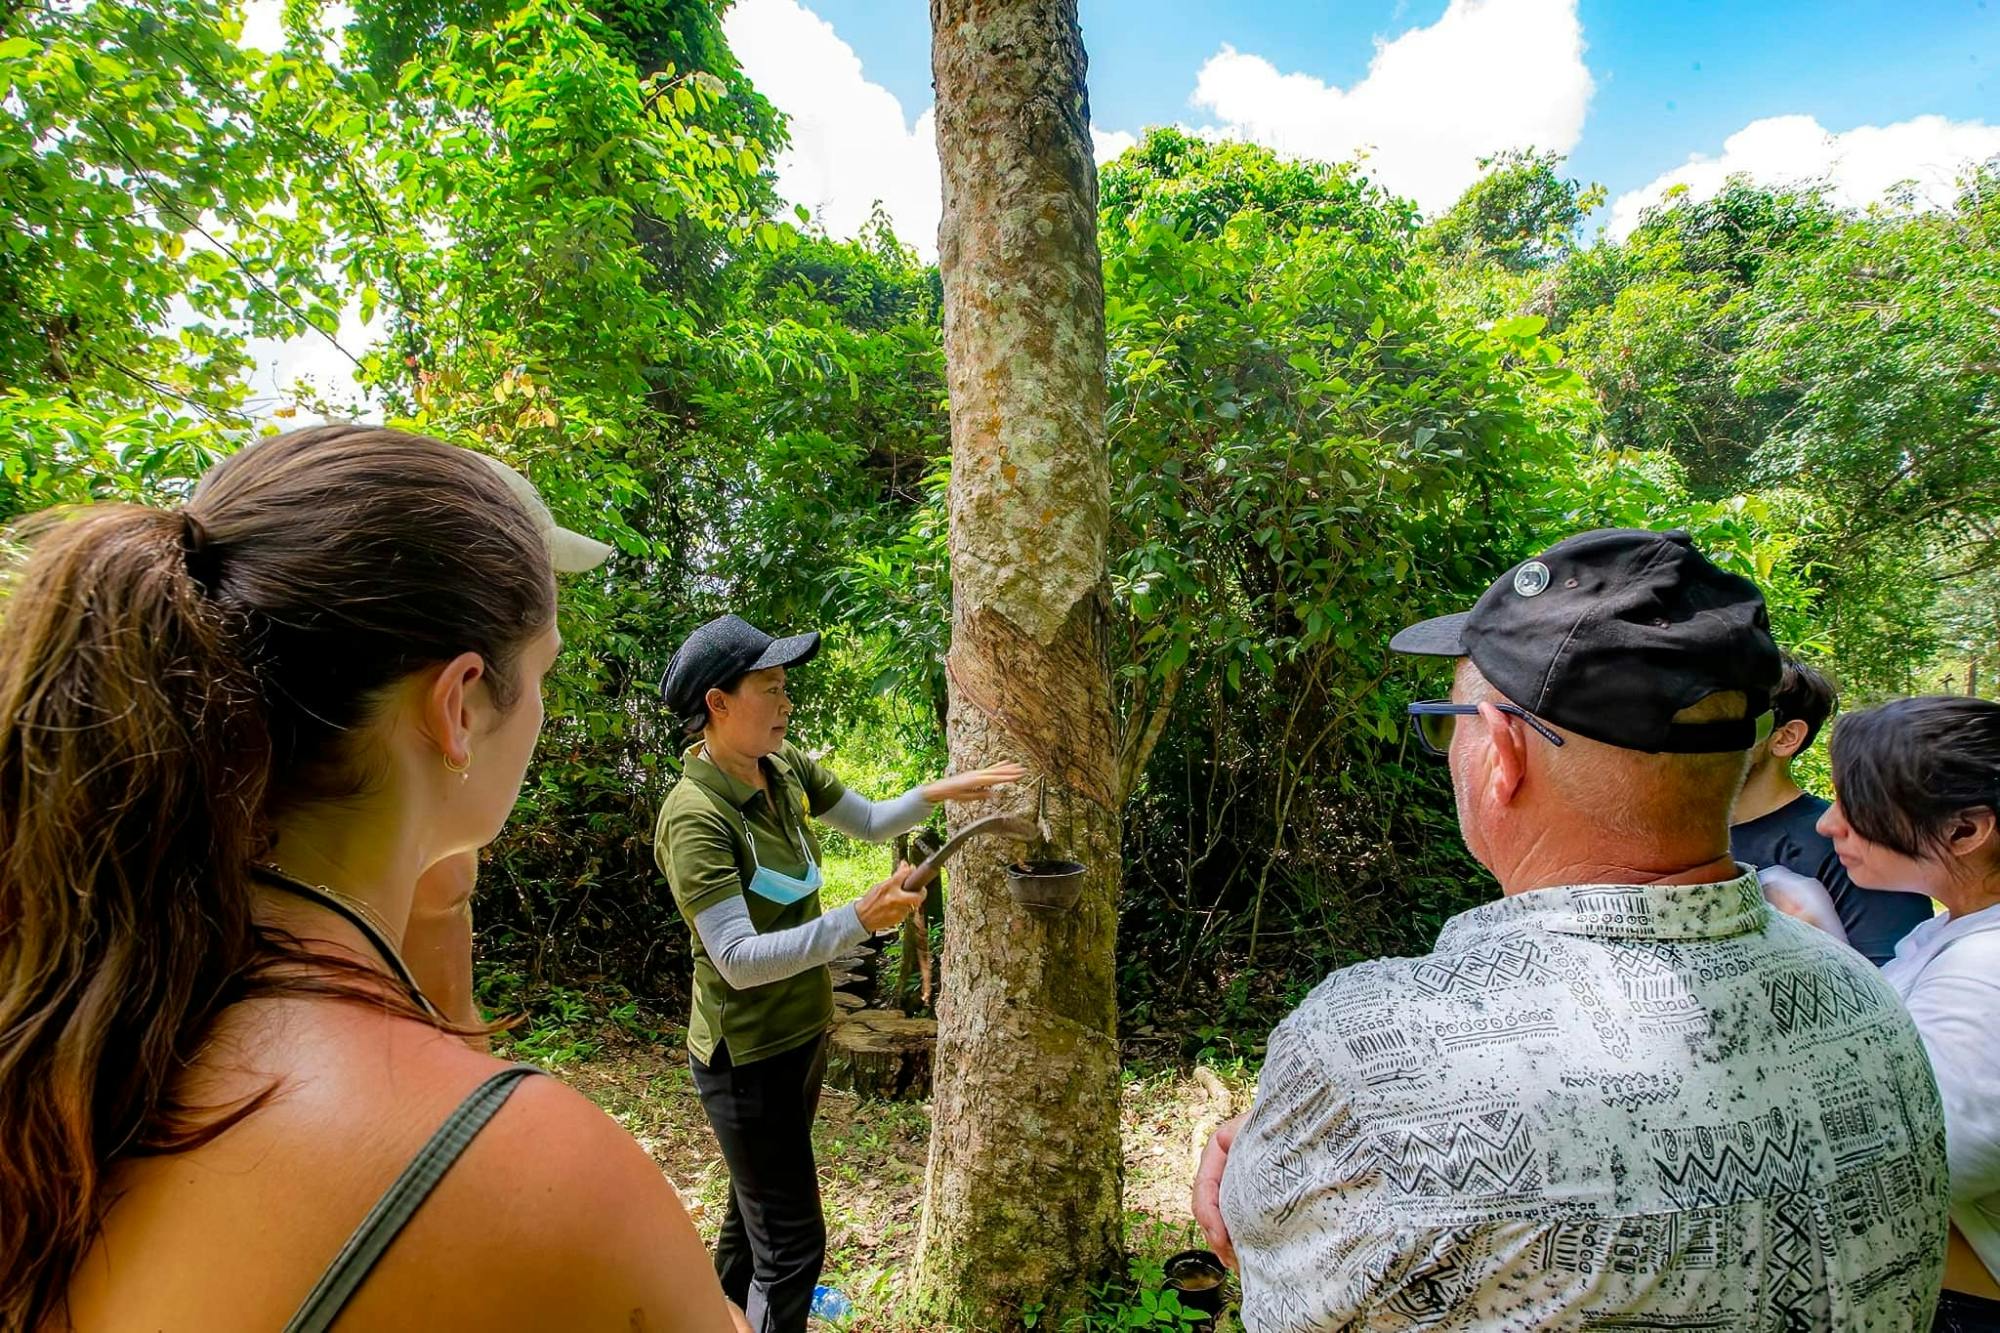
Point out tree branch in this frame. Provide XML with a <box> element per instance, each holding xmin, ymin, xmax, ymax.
<box><xmin>88</xmin><ymin>113</ymin><xmax>364</xmax><ymax>372</ymax></box>
<box><xmin>1117</xmin><ymin>660</ymin><xmax>1183</xmax><ymax>803</ymax></box>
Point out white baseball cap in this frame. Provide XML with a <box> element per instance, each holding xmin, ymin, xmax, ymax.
<box><xmin>471</xmin><ymin>451</ymin><xmax>614</xmax><ymax>574</ymax></box>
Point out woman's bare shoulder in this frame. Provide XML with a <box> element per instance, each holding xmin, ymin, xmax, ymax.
<box><xmin>72</xmin><ymin>1006</ymin><xmax>734</xmax><ymax>1331</ymax></box>
<box><xmin>334</xmin><ymin>1046</ymin><xmax>737</xmax><ymax>1330</ymax></box>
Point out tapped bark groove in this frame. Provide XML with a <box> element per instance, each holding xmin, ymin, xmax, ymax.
<box><xmin>916</xmin><ymin>0</ymin><xmax>1123</xmax><ymax>1325</ymax></box>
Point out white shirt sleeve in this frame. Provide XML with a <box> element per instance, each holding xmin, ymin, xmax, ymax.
<box><xmin>1903</xmin><ymin>951</ymin><xmax>2000</xmax><ymax>1203</ymax></box>
<box><xmin>817</xmin><ymin>785</ymin><xmax>934</xmax><ymax>843</ymax></box>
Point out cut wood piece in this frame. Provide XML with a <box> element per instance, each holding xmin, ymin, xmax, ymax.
<box><xmin>829</xmin><ymin>948</ymin><xmax>876</xmax><ymax>998</ymax></box>
<box><xmin>825</xmin><ymin>1014</ymin><xmax>937</xmax><ymax>1101</ymax></box>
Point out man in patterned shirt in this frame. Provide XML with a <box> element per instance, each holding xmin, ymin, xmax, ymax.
<box><xmin>1194</xmin><ymin>529</ymin><xmax>1948</xmax><ymax>1331</ymax></box>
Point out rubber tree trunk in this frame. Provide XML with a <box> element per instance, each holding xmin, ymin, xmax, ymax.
<box><xmin>915</xmin><ymin>0</ymin><xmax>1123</xmax><ymax>1323</ymax></box>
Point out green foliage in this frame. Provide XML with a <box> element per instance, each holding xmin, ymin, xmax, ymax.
<box><xmin>1423</xmin><ymin>148</ymin><xmax>1605</xmax><ymax>272</ymax></box>
<box><xmin>0</xmin><ymin>0</ymin><xmax>337</xmax><ymax>422</ymax></box>
<box><xmin>1</xmin><ymin>1</ymin><xmax>1988</xmax><ymax>1059</ymax></box>
<box><xmin>1542</xmin><ymin>167</ymin><xmax>1999</xmax><ymax>695</ymax></box>
<box><xmin>0</xmin><ymin>394</ymin><xmax>232</xmax><ymax>520</ymax></box>
<box><xmin>1549</xmin><ymin>180</ymin><xmax>1840</xmax><ymax>491</ymax></box>
<box><xmin>476</xmin><ymin>967</ymin><xmax>668</xmax><ymax>1064</ymax></box>
<box><xmin>1734</xmin><ymin>167</ymin><xmax>2000</xmax><ymax>676</ymax></box>
<box><xmin>1095</xmin><ymin>131</ymin><xmax>1820</xmax><ymax>1005</ymax></box>
<box><xmin>1071</xmin><ymin>1245</ymin><xmax>1211</xmax><ymax>1333</ymax></box>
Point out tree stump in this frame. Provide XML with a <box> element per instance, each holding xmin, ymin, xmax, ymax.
<box><xmin>825</xmin><ymin>1013</ymin><xmax>936</xmax><ymax>1101</ymax></box>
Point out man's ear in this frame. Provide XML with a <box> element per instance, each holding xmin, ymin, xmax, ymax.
<box><xmin>425</xmin><ymin>651</ymin><xmax>486</xmax><ymax>767</ymax></box>
<box><xmin>1476</xmin><ymin>701</ymin><xmax>1529</xmax><ymax>807</ymax></box>
<box><xmin>1943</xmin><ymin>806</ymin><xmax>1998</xmax><ymax>864</ymax></box>
<box><xmin>1770</xmin><ymin>718</ymin><xmax>1812</xmax><ymax>761</ymax></box>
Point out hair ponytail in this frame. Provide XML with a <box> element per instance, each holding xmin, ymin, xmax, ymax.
<box><xmin>0</xmin><ymin>503</ymin><xmax>271</xmax><ymax>1327</ymax></box>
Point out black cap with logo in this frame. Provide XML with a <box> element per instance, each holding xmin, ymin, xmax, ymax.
<box><xmin>660</xmin><ymin>614</ymin><xmax>821</xmax><ymax>729</ymax></box>
<box><xmin>1390</xmin><ymin>528</ymin><xmax>1780</xmax><ymax>754</ymax></box>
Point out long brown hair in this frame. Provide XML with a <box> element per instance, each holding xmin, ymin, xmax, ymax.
<box><xmin>0</xmin><ymin>425</ymin><xmax>557</xmax><ymax>1329</ymax></box>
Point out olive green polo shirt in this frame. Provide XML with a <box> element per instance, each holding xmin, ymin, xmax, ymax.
<box><xmin>654</xmin><ymin>740</ymin><xmax>848</xmax><ymax>1065</ymax></box>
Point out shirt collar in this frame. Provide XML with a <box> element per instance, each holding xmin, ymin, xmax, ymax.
<box><xmin>1902</xmin><ymin>899</ymin><xmax>2000</xmax><ymax>952</ymax></box>
<box><xmin>1436</xmin><ymin>870</ymin><xmax>1767</xmax><ymax>949</ymax></box>
<box><xmin>680</xmin><ymin>743</ymin><xmax>771</xmax><ymax>812</ymax></box>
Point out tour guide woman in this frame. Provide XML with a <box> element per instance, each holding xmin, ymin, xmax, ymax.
<box><xmin>655</xmin><ymin>614</ymin><xmax>1022</xmax><ymax>1330</ymax></box>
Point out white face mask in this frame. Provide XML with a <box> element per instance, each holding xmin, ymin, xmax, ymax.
<box><xmin>744</xmin><ymin>831</ymin><xmax>823</xmax><ymax>905</ymax></box>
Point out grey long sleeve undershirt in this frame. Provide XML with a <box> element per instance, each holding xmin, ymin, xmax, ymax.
<box><xmin>818</xmin><ymin>786</ymin><xmax>933</xmax><ymax>842</ymax></box>
<box><xmin>689</xmin><ymin>785</ymin><xmax>934</xmax><ymax>989</ymax></box>
<box><xmin>693</xmin><ymin>895</ymin><xmax>870</xmax><ymax>990</ymax></box>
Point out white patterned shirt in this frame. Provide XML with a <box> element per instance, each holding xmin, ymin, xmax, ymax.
<box><xmin>1220</xmin><ymin>872</ymin><xmax>1949</xmax><ymax>1331</ymax></box>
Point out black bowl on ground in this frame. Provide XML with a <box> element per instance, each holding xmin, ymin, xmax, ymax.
<box><xmin>1162</xmin><ymin>1248</ymin><xmax>1228</xmax><ymax>1317</ymax></box>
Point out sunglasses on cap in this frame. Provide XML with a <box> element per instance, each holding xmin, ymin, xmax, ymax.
<box><xmin>1407</xmin><ymin>699</ymin><xmax>1568</xmax><ymax>758</ymax></box>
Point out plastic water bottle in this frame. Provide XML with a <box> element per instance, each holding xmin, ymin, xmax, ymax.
<box><xmin>809</xmin><ymin>1285</ymin><xmax>854</xmax><ymax>1322</ymax></box>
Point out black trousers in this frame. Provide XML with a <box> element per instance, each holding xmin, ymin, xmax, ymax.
<box><xmin>1936</xmin><ymin>1290</ymin><xmax>2000</xmax><ymax>1333</ymax></box>
<box><xmin>690</xmin><ymin>1034</ymin><xmax>828</xmax><ymax>1333</ymax></box>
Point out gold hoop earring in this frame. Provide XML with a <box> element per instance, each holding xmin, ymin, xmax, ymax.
<box><xmin>444</xmin><ymin>750</ymin><xmax>472</xmax><ymax>780</ymax></box>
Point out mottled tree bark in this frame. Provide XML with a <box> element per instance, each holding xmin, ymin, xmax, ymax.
<box><xmin>915</xmin><ymin>0</ymin><xmax>1122</xmax><ymax>1324</ymax></box>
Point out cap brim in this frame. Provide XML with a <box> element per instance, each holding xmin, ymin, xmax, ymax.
<box><xmin>551</xmin><ymin>527</ymin><xmax>614</xmax><ymax>574</ymax></box>
<box><xmin>749</xmin><ymin>630</ymin><xmax>820</xmax><ymax>672</ymax></box>
<box><xmin>1389</xmin><ymin>611</ymin><xmax>1470</xmax><ymax>656</ymax></box>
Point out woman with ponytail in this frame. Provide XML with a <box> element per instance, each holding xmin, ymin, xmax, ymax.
<box><xmin>0</xmin><ymin>425</ymin><xmax>736</xmax><ymax>1331</ymax></box>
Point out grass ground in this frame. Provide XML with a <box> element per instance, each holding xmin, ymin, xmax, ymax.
<box><xmin>498</xmin><ymin>1017</ymin><xmax>1255</xmax><ymax>1329</ymax></box>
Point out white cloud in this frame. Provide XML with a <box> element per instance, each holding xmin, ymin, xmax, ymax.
<box><xmin>238</xmin><ymin>0</ymin><xmax>286</xmax><ymax>52</ymax></box>
<box><xmin>1188</xmin><ymin>0</ymin><xmax>1594</xmax><ymax>214</ymax></box>
<box><xmin>1608</xmin><ymin>114</ymin><xmax>2000</xmax><ymax>238</ymax></box>
<box><xmin>723</xmin><ymin>0</ymin><xmax>1135</xmax><ymax>259</ymax></box>
<box><xmin>1092</xmin><ymin>128</ymin><xmax>1138</xmax><ymax>163</ymax></box>
<box><xmin>724</xmin><ymin>0</ymin><xmax>944</xmax><ymax>256</ymax></box>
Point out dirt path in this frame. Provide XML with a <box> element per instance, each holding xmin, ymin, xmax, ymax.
<box><xmin>533</xmin><ymin>1028</ymin><xmax>1254</xmax><ymax>1327</ymax></box>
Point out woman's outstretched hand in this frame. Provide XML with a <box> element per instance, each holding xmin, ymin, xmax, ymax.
<box><xmin>855</xmin><ymin>862</ymin><xmax>926</xmax><ymax>933</ymax></box>
<box><xmin>922</xmin><ymin>762</ymin><xmax>1028</xmax><ymax>804</ymax></box>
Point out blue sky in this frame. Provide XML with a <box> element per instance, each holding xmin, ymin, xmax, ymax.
<box><xmin>784</xmin><ymin>0</ymin><xmax>1996</xmax><ymax>214</ymax></box>
<box><xmin>715</xmin><ymin>0</ymin><xmax>2000</xmax><ymax>257</ymax></box>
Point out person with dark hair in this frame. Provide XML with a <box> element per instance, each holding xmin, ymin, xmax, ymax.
<box><xmin>1194</xmin><ymin>530</ymin><xmax>1948</xmax><ymax>1330</ymax></box>
<box><xmin>1823</xmin><ymin>696</ymin><xmax>2000</xmax><ymax>1330</ymax></box>
<box><xmin>653</xmin><ymin>614</ymin><xmax>1022</xmax><ymax>1332</ymax></box>
<box><xmin>1732</xmin><ymin>653</ymin><xmax>1935</xmax><ymax>964</ymax></box>
<box><xmin>0</xmin><ymin>425</ymin><xmax>739</xmax><ymax>1331</ymax></box>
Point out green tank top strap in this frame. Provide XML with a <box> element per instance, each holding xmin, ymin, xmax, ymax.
<box><xmin>284</xmin><ymin>1063</ymin><xmax>542</xmax><ymax>1333</ymax></box>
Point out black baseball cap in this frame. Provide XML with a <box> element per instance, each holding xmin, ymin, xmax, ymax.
<box><xmin>1390</xmin><ymin>528</ymin><xmax>1780</xmax><ymax>754</ymax></box>
<box><xmin>660</xmin><ymin>615</ymin><xmax>821</xmax><ymax>723</ymax></box>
